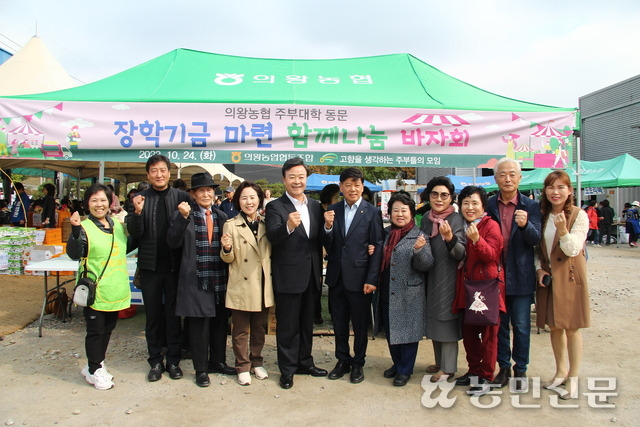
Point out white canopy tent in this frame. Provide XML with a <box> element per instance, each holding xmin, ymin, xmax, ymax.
<box><xmin>0</xmin><ymin>36</ymin><xmax>78</xmax><ymax>96</ymax></box>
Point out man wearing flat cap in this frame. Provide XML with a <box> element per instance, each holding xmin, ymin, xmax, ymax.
<box><xmin>167</xmin><ymin>172</ymin><xmax>232</xmax><ymax>387</ymax></box>
<box><xmin>220</xmin><ymin>186</ymin><xmax>238</xmax><ymax>219</ymax></box>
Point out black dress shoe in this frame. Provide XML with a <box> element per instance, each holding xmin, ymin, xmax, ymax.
<box><xmin>279</xmin><ymin>373</ymin><xmax>294</xmax><ymax>389</ymax></box>
<box><xmin>167</xmin><ymin>364</ymin><xmax>183</xmax><ymax>380</ymax></box>
<box><xmin>147</xmin><ymin>363</ymin><xmax>164</xmax><ymax>382</ymax></box>
<box><xmin>208</xmin><ymin>362</ymin><xmax>237</xmax><ymax>375</ymax></box>
<box><xmin>393</xmin><ymin>374</ymin><xmax>411</xmax><ymax>387</ymax></box>
<box><xmin>296</xmin><ymin>365</ymin><xmax>328</xmax><ymax>377</ymax></box>
<box><xmin>383</xmin><ymin>366</ymin><xmax>397</xmax><ymax>379</ymax></box>
<box><xmin>328</xmin><ymin>361</ymin><xmax>351</xmax><ymax>380</ymax></box>
<box><xmin>195</xmin><ymin>371</ymin><xmax>210</xmax><ymax>387</ymax></box>
<box><xmin>350</xmin><ymin>365</ymin><xmax>364</xmax><ymax>384</ymax></box>
<box><xmin>455</xmin><ymin>372</ymin><xmax>473</xmax><ymax>386</ymax></box>
<box><xmin>489</xmin><ymin>367</ymin><xmax>511</xmax><ymax>388</ymax></box>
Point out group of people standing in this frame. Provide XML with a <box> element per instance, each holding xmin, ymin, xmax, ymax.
<box><xmin>67</xmin><ymin>155</ymin><xmax>590</xmax><ymax>401</ymax></box>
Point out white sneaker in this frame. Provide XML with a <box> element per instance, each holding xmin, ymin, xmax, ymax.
<box><xmin>238</xmin><ymin>372</ymin><xmax>252</xmax><ymax>386</ymax></box>
<box><xmin>85</xmin><ymin>367</ymin><xmax>114</xmax><ymax>390</ymax></box>
<box><xmin>81</xmin><ymin>362</ymin><xmax>113</xmax><ymax>381</ymax></box>
<box><xmin>253</xmin><ymin>366</ymin><xmax>269</xmax><ymax>380</ymax></box>
<box><xmin>100</xmin><ymin>361</ymin><xmax>114</xmax><ymax>381</ymax></box>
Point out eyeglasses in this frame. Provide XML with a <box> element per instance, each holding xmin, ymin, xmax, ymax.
<box><xmin>430</xmin><ymin>191</ymin><xmax>450</xmax><ymax>200</ymax></box>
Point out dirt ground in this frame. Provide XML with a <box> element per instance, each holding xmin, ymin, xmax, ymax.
<box><xmin>1</xmin><ymin>244</ymin><xmax>639</xmax><ymax>426</ymax></box>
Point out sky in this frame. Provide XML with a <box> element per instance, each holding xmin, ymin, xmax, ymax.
<box><xmin>0</xmin><ymin>0</ymin><xmax>639</xmax><ymax>108</ymax></box>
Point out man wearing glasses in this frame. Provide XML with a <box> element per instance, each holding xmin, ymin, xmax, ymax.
<box><xmin>486</xmin><ymin>158</ymin><xmax>541</xmax><ymax>392</ymax></box>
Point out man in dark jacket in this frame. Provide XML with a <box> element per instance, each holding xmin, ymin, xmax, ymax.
<box><xmin>486</xmin><ymin>158</ymin><xmax>541</xmax><ymax>392</ymax></box>
<box><xmin>167</xmin><ymin>172</ymin><xmax>229</xmax><ymax>387</ymax></box>
<box><xmin>599</xmin><ymin>200</ymin><xmax>615</xmax><ymax>245</ymax></box>
<box><xmin>219</xmin><ymin>186</ymin><xmax>238</xmax><ymax>218</ymax></box>
<box><xmin>128</xmin><ymin>155</ymin><xmax>190</xmax><ymax>382</ymax></box>
<box><xmin>323</xmin><ymin>167</ymin><xmax>384</xmax><ymax>384</ymax></box>
<box><xmin>265</xmin><ymin>157</ymin><xmax>328</xmax><ymax>389</ymax></box>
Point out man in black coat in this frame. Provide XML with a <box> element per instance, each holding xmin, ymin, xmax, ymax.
<box><xmin>128</xmin><ymin>155</ymin><xmax>191</xmax><ymax>382</ymax></box>
<box><xmin>265</xmin><ymin>157</ymin><xmax>328</xmax><ymax>389</ymax></box>
<box><xmin>599</xmin><ymin>200</ymin><xmax>615</xmax><ymax>245</ymax></box>
<box><xmin>323</xmin><ymin>167</ymin><xmax>384</xmax><ymax>383</ymax></box>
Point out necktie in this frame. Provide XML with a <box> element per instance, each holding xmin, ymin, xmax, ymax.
<box><xmin>205</xmin><ymin>210</ymin><xmax>213</xmax><ymax>242</ymax></box>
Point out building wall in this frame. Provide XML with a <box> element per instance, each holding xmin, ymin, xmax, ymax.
<box><xmin>579</xmin><ymin>74</ymin><xmax>640</xmax><ymax>161</ymax></box>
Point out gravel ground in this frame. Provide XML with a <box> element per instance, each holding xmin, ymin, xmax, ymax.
<box><xmin>1</xmin><ymin>244</ymin><xmax>639</xmax><ymax>426</ymax></box>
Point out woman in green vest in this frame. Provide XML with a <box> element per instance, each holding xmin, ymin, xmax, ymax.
<box><xmin>67</xmin><ymin>183</ymin><xmax>132</xmax><ymax>390</ymax></box>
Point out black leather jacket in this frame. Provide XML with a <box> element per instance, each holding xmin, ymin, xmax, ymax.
<box><xmin>127</xmin><ymin>187</ymin><xmax>190</xmax><ymax>272</ymax></box>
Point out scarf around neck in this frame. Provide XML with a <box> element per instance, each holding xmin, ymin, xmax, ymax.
<box><xmin>427</xmin><ymin>205</ymin><xmax>455</xmax><ymax>237</ymax></box>
<box><xmin>381</xmin><ymin>219</ymin><xmax>415</xmax><ymax>273</ymax></box>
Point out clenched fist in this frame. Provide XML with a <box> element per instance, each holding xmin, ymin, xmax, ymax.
<box><xmin>70</xmin><ymin>211</ymin><xmax>81</xmax><ymax>226</ymax></box>
<box><xmin>288</xmin><ymin>211</ymin><xmax>302</xmax><ymax>231</ymax></box>
<box><xmin>221</xmin><ymin>232</ymin><xmax>232</xmax><ymax>251</ymax></box>
<box><xmin>414</xmin><ymin>234</ymin><xmax>427</xmax><ymax>250</ymax></box>
<box><xmin>132</xmin><ymin>194</ymin><xmax>145</xmax><ymax>214</ymax></box>
<box><xmin>324</xmin><ymin>209</ymin><xmax>335</xmax><ymax>230</ymax></box>
<box><xmin>514</xmin><ymin>209</ymin><xmax>528</xmax><ymax>228</ymax></box>
<box><xmin>178</xmin><ymin>201</ymin><xmax>191</xmax><ymax>219</ymax></box>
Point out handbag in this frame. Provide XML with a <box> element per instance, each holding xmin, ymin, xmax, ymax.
<box><xmin>463</xmin><ymin>263</ymin><xmax>501</xmax><ymax>326</ymax></box>
<box><xmin>73</xmin><ymin>230</ymin><xmax>115</xmax><ymax>307</ymax></box>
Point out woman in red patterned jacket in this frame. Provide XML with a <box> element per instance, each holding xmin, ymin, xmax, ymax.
<box><xmin>452</xmin><ymin>186</ymin><xmax>505</xmax><ymax>396</ymax></box>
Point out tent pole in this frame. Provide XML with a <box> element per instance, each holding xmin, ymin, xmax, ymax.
<box><xmin>616</xmin><ymin>187</ymin><xmax>620</xmax><ymax>248</ymax></box>
<box><xmin>99</xmin><ymin>161</ymin><xmax>105</xmax><ymax>183</ymax></box>
<box><xmin>575</xmin><ymin>133</ymin><xmax>582</xmax><ymax>206</ymax></box>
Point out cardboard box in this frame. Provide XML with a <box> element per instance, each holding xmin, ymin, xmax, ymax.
<box><xmin>27</xmin><ymin>245</ymin><xmax>57</xmax><ymax>262</ymax></box>
<box><xmin>43</xmin><ymin>228</ymin><xmax>62</xmax><ymax>245</ymax></box>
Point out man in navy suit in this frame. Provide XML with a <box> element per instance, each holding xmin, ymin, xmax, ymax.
<box><xmin>265</xmin><ymin>157</ymin><xmax>328</xmax><ymax>389</ymax></box>
<box><xmin>323</xmin><ymin>167</ymin><xmax>384</xmax><ymax>383</ymax></box>
<box><xmin>486</xmin><ymin>157</ymin><xmax>541</xmax><ymax>392</ymax></box>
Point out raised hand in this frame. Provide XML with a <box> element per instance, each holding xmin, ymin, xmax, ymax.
<box><xmin>439</xmin><ymin>220</ymin><xmax>453</xmax><ymax>242</ymax></box>
<box><xmin>221</xmin><ymin>232</ymin><xmax>232</xmax><ymax>251</ymax></box>
<box><xmin>466</xmin><ymin>223</ymin><xmax>479</xmax><ymax>244</ymax></box>
<box><xmin>324</xmin><ymin>209</ymin><xmax>335</xmax><ymax>230</ymax></box>
<box><xmin>178</xmin><ymin>201</ymin><xmax>191</xmax><ymax>219</ymax></box>
<box><xmin>287</xmin><ymin>211</ymin><xmax>302</xmax><ymax>231</ymax></box>
<box><xmin>132</xmin><ymin>194</ymin><xmax>145</xmax><ymax>214</ymax></box>
<box><xmin>70</xmin><ymin>211</ymin><xmax>81</xmax><ymax>226</ymax></box>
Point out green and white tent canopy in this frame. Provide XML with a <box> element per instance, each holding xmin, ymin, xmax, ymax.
<box><xmin>486</xmin><ymin>154</ymin><xmax>640</xmax><ymax>192</ymax></box>
<box><xmin>1</xmin><ymin>50</ymin><xmax>577</xmax><ymax>167</ymax></box>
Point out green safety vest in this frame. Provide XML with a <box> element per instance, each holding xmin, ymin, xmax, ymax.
<box><xmin>79</xmin><ymin>219</ymin><xmax>130</xmax><ymax>312</ymax></box>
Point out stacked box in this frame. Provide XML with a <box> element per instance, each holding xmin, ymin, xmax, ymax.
<box><xmin>43</xmin><ymin>228</ymin><xmax>62</xmax><ymax>245</ymax></box>
<box><xmin>0</xmin><ymin>236</ymin><xmax>29</xmax><ymax>275</ymax></box>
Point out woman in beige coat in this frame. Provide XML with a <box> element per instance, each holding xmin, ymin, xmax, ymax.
<box><xmin>221</xmin><ymin>181</ymin><xmax>275</xmax><ymax>386</ymax></box>
<box><xmin>535</xmin><ymin>170</ymin><xmax>589</xmax><ymax>400</ymax></box>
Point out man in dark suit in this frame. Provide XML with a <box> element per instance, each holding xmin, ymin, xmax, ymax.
<box><xmin>265</xmin><ymin>157</ymin><xmax>328</xmax><ymax>389</ymax></box>
<box><xmin>323</xmin><ymin>167</ymin><xmax>384</xmax><ymax>383</ymax></box>
<box><xmin>486</xmin><ymin>157</ymin><xmax>541</xmax><ymax>392</ymax></box>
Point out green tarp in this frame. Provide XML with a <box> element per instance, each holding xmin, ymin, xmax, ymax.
<box><xmin>486</xmin><ymin>154</ymin><xmax>640</xmax><ymax>191</ymax></box>
<box><xmin>8</xmin><ymin>50</ymin><xmax>574</xmax><ymax>112</ymax></box>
